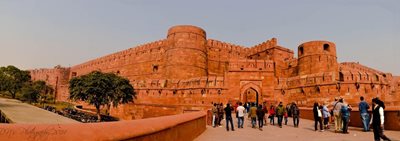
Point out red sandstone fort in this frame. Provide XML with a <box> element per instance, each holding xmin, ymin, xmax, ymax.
<box><xmin>29</xmin><ymin>25</ymin><xmax>400</xmax><ymax>120</ymax></box>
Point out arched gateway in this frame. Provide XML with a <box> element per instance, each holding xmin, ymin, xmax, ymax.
<box><xmin>240</xmin><ymin>82</ymin><xmax>261</xmax><ymax>105</ymax></box>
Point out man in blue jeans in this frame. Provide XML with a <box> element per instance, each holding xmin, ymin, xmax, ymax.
<box><xmin>359</xmin><ymin>96</ymin><xmax>370</xmax><ymax>131</ymax></box>
<box><xmin>236</xmin><ymin>102</ymin><xmax>245</xmax><ymax>128</ymax></box>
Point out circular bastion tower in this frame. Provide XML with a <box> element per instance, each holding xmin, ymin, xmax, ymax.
<box><xmin>163</xmin><ymin>25</ymin><xmax>208</xmax><ymax>80</ymax></box>
<box><xmin>298</xmin><ymin>41</ymin><xmax>338</xmax><ymax>76</ymax></box>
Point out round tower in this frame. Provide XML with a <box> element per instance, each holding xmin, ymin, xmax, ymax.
<box><xmin>297</xmin><ymin>41</ymin><xmax>338</xmax><ymax>76</ymax></box>
<box><xmin>163</xmin><ymin>25</ymin><xmax>207</xmax><ymax>80</ymax></box>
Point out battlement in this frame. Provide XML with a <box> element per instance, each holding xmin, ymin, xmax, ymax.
<box><xmin>206</xmin><ymin>39</ymin><xmax>248</xmax><ymax>56</ymax></box>
<box><xmin>247</xmin><ymin>38</ymin><xmax>279</xmax><ymax>55</ymax></box>
<box><xmin>72</xmin><ymin>39</ymin><xmax>166</xmax><ymax>71</ymax></box>
<box><xmin>340</xmin><ymin>62</ymin><xmax>385</xmax><ymax>75</ymax></box>
<box><xmin>29</xmin><ymin>66</ymin><xmax>71</xmax><ymax>101</ymax></box>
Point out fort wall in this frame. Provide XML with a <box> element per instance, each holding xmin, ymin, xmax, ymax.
<box><xmin>29</xmin><ymin>66</ymin><xmax>70</xmax><ymax>101</ymax></box>
<box><xmin>28</xmin><ymin>25</ymin><xmax>400</xmax><ymax>121</ymax></box>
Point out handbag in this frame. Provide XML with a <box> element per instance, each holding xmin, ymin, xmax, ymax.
<box><xmin>330</xmin><ymin>102</ymin><xmax>339</xmax><ymax>115</ymax></box>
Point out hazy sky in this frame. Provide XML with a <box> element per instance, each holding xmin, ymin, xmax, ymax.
<box><xmin>1</xmin><ymin>0</ymin><xmax>399</xmax><ymax>75</ymax></box>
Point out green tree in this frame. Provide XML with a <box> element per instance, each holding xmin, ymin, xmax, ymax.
<box><xmin>0</xmin><ymin>66</ymin><xmax>31</xmax><ymax>99</ymax></box>
<box><xmin>69</xmin><ymin>71</ymin><xmax>135</xmax><ymax>121</ymax></box>
<box><xmin>21</xmin><ymin>84</ymin><xmax>39</xmax><ymax>103</ymax></box>
<box><xmin>33</xmin><ymin>81</ymin><xmax>55</xmax><ymax>105</ymax></box>
<box><xmin>21</xmin><ymin>80</ymin><xmax>54</xmax><ymax>104</ymax></box>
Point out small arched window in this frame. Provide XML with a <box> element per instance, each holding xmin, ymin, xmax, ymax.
<box><xmin>299</xmin><ymin>46</ymin><xmax>304</xmax><ymax>56</ymax></box>
<box><xmin>339</xmin><ymin>72</ymin><xmax>344</xmax><ymax>81</ymax></box>
<box><xmin>323</xmin><ymin>44</ymin><xmax>330</xmax><ymax>52</ymax></box>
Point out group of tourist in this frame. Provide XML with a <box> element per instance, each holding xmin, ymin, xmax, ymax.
<box><xmin>211</xmin><ymin>103</ymin><xmax>225</xmax><ymax>127</ymax></box>
<box><xmin>212</xmin><ymin>95</ymin><xmax>391</xmax><ymax>141</ymax></box>
<box><xmin>211</xmin><ymin>101</ymin><xmax>300</xmax><ymax>131</ymax></box>
<box><xmin>312</xmin><ymin>96</ymin><xmax>391</xmax><ymax>141</ymax></box>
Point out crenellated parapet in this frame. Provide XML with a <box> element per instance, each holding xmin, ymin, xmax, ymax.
<box><xmin>29</xmin><ymin>66</ymin><xmax>71</xmax><ymax>101</ymax></box>
<box><xmin>71</xmin><ymin>39</ymin><xmax>166</xmax><ymax>75</ymax></box>
<box><xmin>206</xmin><ymin>39</ymin><xmax>248</xmax><ymax>59</ymax></box>
<box><xmin>340</xmin><ymin>62</ymin><xmax>386</xmax><ymax>75</ymax></box>
<box><xmin>247</xmin><ymin>38</ymin><xmax>278</xmax><ymax>56</ymax></box>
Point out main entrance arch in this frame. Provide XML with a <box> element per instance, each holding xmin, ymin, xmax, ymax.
<box><xmin>242</xmin><ymin>88</ymin><xmax>259</xmax><ymax>104</ymax></box>
<box><xmin>240</xmin><ymin>82</ymin><xmax>261</xmax><ymax>105</ymax></box>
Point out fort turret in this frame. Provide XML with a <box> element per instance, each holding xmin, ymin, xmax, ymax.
<box><xmin>163</xmin><ymin>25</ymin><xmax>208</xmax><ymax>79</ymax></box>
<box><xmin>297</xmin><ymin>41</ymin><xmax>338</xmax><ymax>76</ymax></box>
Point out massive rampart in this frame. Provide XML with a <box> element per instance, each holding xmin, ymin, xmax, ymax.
<box><xmin>29</xmin><ymin>66</ymin><xmax>70</xmax><ymax>101</ymax></box>
<box><xmin>28</xmin><ymin>25</ymin><xmax>400</xmax><ymax>120</ymax></box>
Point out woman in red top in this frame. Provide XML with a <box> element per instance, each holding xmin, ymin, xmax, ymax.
<box><xmin>269</xmin><ymin>105</ymin><xmax>276</xmax><ymax>125</ymax></box>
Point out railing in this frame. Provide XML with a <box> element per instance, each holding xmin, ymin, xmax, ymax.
<box><xmin>0</xmin><ymin>110</ymin><xmax>10</xmax><ymax>123</ymax></box>
<box><xmin>0</xmin><ymin>111</ymin><xmax>206</xmax><ymax>141</ymax></box>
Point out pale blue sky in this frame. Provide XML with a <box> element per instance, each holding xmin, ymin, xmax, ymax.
<box><xmin>0</xmin><ymin>0</ymin><xmax>399</xmax><ymax>75</ymax></box>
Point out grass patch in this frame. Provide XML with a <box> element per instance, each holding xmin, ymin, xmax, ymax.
<box><xmin>34</xmin><ymin>102</ymin><xmax>74</xmax><ymax>111</ymax></box>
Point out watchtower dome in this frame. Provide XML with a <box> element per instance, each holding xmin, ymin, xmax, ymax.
<box><xmin>297</xmin><ymin>41</ymin><xmax>338</xmax><ymax>76</ymax></box>
<box><xmin>163</xmin><ymin>25</ymin><xmax>208</xmax><ymax>79</ymax></box>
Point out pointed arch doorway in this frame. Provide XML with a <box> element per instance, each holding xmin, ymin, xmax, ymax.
<box><xmin>241</xmin><ymin>87</ymin><xmax>259</xmax><ymax>105</ymax></box>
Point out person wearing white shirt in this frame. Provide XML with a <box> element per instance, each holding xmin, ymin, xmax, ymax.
<box><xmin>236</xmin><ymin>102</ymin><xmax>245</xmax><ymax>128</ymax></box>
<box><xmin>370</xmin><ymin>98</ymin><xmax>391</xmax><ymax>141</ymax></box>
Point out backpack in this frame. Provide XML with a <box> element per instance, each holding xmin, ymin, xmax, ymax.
<box><xmin>292</xmin><ymin>106</ymin><xmax>299</xmax><ymax>115</ymax></box>
<box><xmin>341</xmin><ymin>106</ymin><xmax>350</xmax><ymax>117</ymax></box>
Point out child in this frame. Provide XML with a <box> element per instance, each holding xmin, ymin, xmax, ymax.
<box><xmin>284</xmin><ymin>111</ymin><xmax>288</xmax><ymax>125</ymax></box>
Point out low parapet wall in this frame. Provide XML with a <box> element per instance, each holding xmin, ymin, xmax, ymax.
<box><xmin>0</xmin><ymin>111</ymin><xmax>206</xmax><ymax>141</ymax></box>
<box><xmin>299</xmin><ymin>107</ymin><xmax>400</xmax><ymax>130</ymax></box>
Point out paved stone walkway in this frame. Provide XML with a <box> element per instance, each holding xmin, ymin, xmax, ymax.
<box><xmin>0</xmin><ymin>98</ymin><xmax>78</xmax><ymax>124</ymax></box>
<box><xmin>195</xmin><ymin>116</ymin><xmax>400</xmax><ymax>141</ymax></box>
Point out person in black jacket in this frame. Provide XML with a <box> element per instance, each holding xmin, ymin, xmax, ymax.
<box><xmin>370</xmin><ymin>98</ymin><xmax>390</xmax><ymax>141</ymax></box>
<box><xmin>313</xmin><ymin>102</ymin><xmax>323</xmax><ymax>131</ymax></box>
<box><xmin>291</xmin><ymin>102</ymin><xmax>300</xmax><ymax>127</ymax></box>
<box><xmin>224</xmin><ymin>103</ymin><xmax>235</xmax><ymax>131</ymax></box>
<box><xmin>256</xmin><ymin>104</ymin><xmax>266</xmax><ymax>130</ymax></box>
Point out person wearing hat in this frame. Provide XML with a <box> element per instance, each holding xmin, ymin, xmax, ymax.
<box><xmin>333</xmin><ymin>97</ymin><xmax>344</xmax><ymax>132</ymax></box>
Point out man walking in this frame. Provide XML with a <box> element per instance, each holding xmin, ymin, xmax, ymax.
<box><xmin>236</xmin><ymin>102</ymin><xmax>245</xmax><ymax>128</ymax></box>
<box><xmin>224</xmin><ymin>103</ymin><xmax>234</xmax><ymax>131</ymax></box>
<box><xmin>359</xmin><ymin>96</ymin><xmax>370</xmax><ymax>132</ymax></box>
<box><xmin>276</xmin><ymin>102</ymin><xmax>286</xmax><ymax>128</ymax></box>
<box><xmin>291</xmin><ymin>102</ymin><xmax>300</xmax><ymax>127</ymax></box>
<box><xmin>248</xmin><ymin>103</ymin><xmax>258</xmax><ymax>128</ymax></box>
<box><xmin>256</xmin><ymin>104</ymin><xmax>265</xmax><ymax>130</ymax></box>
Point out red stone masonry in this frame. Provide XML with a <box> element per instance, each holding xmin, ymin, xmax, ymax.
<box><xmin>29</xmin><ymin>25</ymin><xmax>400</xmax><ymax>120</ymax></box>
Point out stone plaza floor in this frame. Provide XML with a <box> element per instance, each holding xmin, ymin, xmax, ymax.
<box><xmin>0</xmin><ymin>98</ymin><xmax>78</xmax><ymax>124</ymax></box>
<box><xmin>195</xmin><ymin>116</ymin><xmax>400</xmax><ymax>141</ymax></box>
